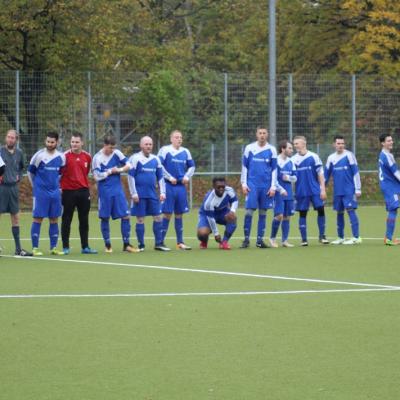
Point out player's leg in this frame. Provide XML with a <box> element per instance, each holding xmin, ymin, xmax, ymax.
<box><xmin>383</xmin><ymin>194</ymin><xmax>399</xmax><ymax>245</ymax></box>
<box><xmin>342</xmin><ymin>194</ymin><xmax>361</xmax><ymax>244</ymax></box>
<box><xmin>219</xmin><ymin>212</ymin><xmax>237</xmax><ymax>249</ymax></box>
<box><xmin>270</xmin><ymin>193</ymin><xmax>283</xmax><ymax>248</ymax></box>
<box><xmin>197</xmin><ymin>213</ymin><xmax>211</xmax><ymax>249</ymax></box>
<box><xmin>148</xmin><ymin>198</ymin><xmax>169</xmax><ymax>251</ymax></box>
<box><xmin>281</xmin><ymin>200</ymin><xmax>295</xmax><ymax>247</ymax></box>
<box><xmin>312</xmin><ymin>195</ymin><xmax>329</xmax><ymax>244</ymax></box>
<box><xmin>296</xmin><ymin>196</ymin><xmax>310</xmax><ymax>246</ymax></box>
<box><xmin>76</xmin><ymin>188</ymin><xmax>97</xmax><ymax>254</ymax></box>
<box><xmin>161</xmin><ymin>183</ymin><xmax>174</xmax><ymax>242</ymax></box>
<box><xmin>98</xmin><ymin>194</ymin><xmax>112</xmax><ymax>252</ymax></box>
<box><xmin>174</xmin><ymin>185</ymin><xmax>191</xmax><ymax>249</ymax></box>
<box><xmin>331</xmin><ymin>196</ymin><xmax>345</xmax><ymax>244</ymax></box>
<box><xmin>61</xmin><ymin>190</ymin><xmax>76</xmax><ymax>253</ymax></box>
<box><xmin>112</xmin><ymin>192</ymin><xmax>136</xmax><ymax>253</ymax></box>
<box><xmin>242</xmin><ymin>186</ymin><xmax>257</xmax><ymax>247</ymax></box>
<box><xmin>31</xmin><ymin>193</ymin><xmax>49</xmax><ymax>255</ymax></box>
<box><xmin>256</xmin><ymin>188</ymin><xmax>271</xmax><ymax>248</ymax></box>
<box><xmin>48</xmin><ymin>193</ymin><xmax>63</xmax><ymax>254</ymax></box>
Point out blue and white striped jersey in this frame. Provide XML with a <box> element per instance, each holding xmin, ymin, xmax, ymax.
<box><xmin>291</xmin><ymin>151</ymin><xmax>323</xmax><ymax>197</ymax></box>
<box><xmin>92</xmin><ymin>149</ymin><xmax>129</xmax><ymax>195</ymax></box>
<box><xmin>378</xmin><ymin>150</ymin><xmax>400</xmax><ymax>194</ymax></box>
<box><xmin>158</xmin><ymin>145</ymin><xmax>195</xmax><ymax>184</ymax></box>
<box><xmin>325</xmin><ymin>150</ymin><xmax>361</xmax><ymax>196</ymax></box>
<box><xmin>128</xmin><ymin>152</ymin><xmax>165</xmax><ymax>199</ymax></box>
<box><xmin>241</xmin><ymin>142</ymin><xmax>278</xmax><ymax>190</ymax></box>
<box><xmin>276</xmin><ymin>156</ymin><xmax>297</xmax><ymax>200</ymax></box>
<box><xmin>28</xmin><ymin>148</ymin><xmax>65</xmax><ymax>194</ymax></box>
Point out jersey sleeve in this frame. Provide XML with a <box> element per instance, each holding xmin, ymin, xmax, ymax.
<box><xmin>240</xmin><ymin>145</ymin><xmax>250</xmax><ymax>186</ymax></box>
<box><xmin>115</xmin><ymin>149</ymin><xmax>129</xmax><ymax>166</ymax></box>
<box><xmin>227</xmin><ymin>187</ymin><xmax>239</xmax><ymax>213</ymax></box>
<box><xmin>184</xmin><ymin>149</ymin><xmax>195</xmax><ymax>179</ymax></box>
<box><xmin>313</xmin><ymin>153</ymin><xmax>324</xmax><ymax>175</ymax></box>
<box><xmin>92</xmin><ymin>154</ymin><xmax>110</xmax><ymax>182</ymax></box>
<box><xmin>156</xmin><ymin>156</ymin><xmax>166</xmax><ymax>195</ymax></box>
<box><xmin>348</xmin><ymin>152</ymin><xmax>361</xmax><ymax>192</ymax></box>
<box><xmin>324</xmin><ymin>155</ymin><xmax>333</xmax><ymax>185</ymax></box>
<box><xmin>270</xmin><ymin>146</ymin><xmax>278</xmax><ymax>190</ymax></box>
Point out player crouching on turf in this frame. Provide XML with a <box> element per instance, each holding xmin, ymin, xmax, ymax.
<box><xmin>197</xmin><ymin>177</ymin><xmax>238</xmax><ymax>250</ymax></box>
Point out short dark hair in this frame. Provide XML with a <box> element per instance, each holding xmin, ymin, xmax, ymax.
<box><xmin>278</xmin><ymin>140</ymin><xmax>289</xmax><ymax>153</ymax></box>
<box><xmin>212</xmin><ymin>176</ymin><xmax>226</xmax><ymax>186</ymax></box>
<box><xmin>71</xmin><ymin>131</ymin><xmax>83</xmax><ymax>140</ymax></box>
<box><xmin>256</xmin><ymin>126</ymin><xmax>267</xmax><ymax>132</ymax></box>
<box><xmin>104</xmin><ymin>135</ymin><xmax>117</xmax><ymax>146</ymax></box>
<box><xmin>334</xmin><ymin>135</ymin><xmax>344</xmax><ymax>141</ymax></box>
<box><xmin>47</xmin><ymin>131</ymin><xmax>59</xmax><ymax>141</ymax></box>
<box><xmin>379</xmin><ymin>133</ymin><xmax>391</xmax><ymax>143</ymax></box>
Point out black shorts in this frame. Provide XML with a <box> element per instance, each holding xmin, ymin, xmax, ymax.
<box><xmin>0</xmin><ymin>184</ymin><xmax>19</xmax><ymax>214</ymax></box>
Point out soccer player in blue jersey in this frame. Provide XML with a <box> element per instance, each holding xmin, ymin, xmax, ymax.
<box><xmin>197</xmin><ymin>177</ymin><xmax>238</xmax><ymax>250</ymax></box>
<box><xmin>28</xmin><ymin>132</ymin><xmax>66</xmax><ymax>255</ymax></box>
<box><xmin>128</xmin><ymin>136</ymin><xmax>170</xmax><ymax>252</ymax></box>
<box><xmin>158</xmin><ymin>130</ymin><xmax>195</xmax><ymax>250</ymax></box>
<box><xmin>269</xmin><ymin>140</ymin><xmax>296</xmax><ymax>248</ymax></box>
<box><xmin>240</xmin><ymin>127</ymin><xmax>277</xmax><ymax>248</ymax></box>
<box><xmin>292</xmin><ymin>136</ymin><xmax>329</xmax><ymax>246</ymax></box>
<box><xmin>92</xmin><ymin>135</ymin><xmax>137</xmax><ymax>253</ymax></box>
<box><xmin>378</xmin><ymin>133</ymin><xmax>400</xmax><ymax>245</ymax></box>
<box><xmin>325</xmin><ymin>135</ymin><xmax>362</xmax><ymax>245</ymax></box>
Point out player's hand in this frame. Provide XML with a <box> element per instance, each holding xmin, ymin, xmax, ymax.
<box><xmin>267</xmin><ymin>189</ymin><xmax>276</xmax><ymax>197</ymax></box>
<box><xmin>225</xmin><ymin>211</ymin><xmax>236</xmax><ymax>223</ymax></box>
<box><xmin>110</xmin><ymin>167</ymin><xmax>119</xmax><ymax>174</ymax></box>
<box><xmin>320</xmin><ymin>189</ymin><xmax>327</xmax><ymax>200</ymax></box>
<box><xmin>160</xmin><ymin>193</ymin><xmax>166</xmax><ymax>202</ymax></box>
<box><xmin>281</xmin><ymin>189</ymin><xmax>288</xmax><ymax>197</ymax></box>
<box><xmin>356</xmin><ymin>191</ymin><xmax>361</xmax><ymax>198</ymax></box>
<box><xmin>242</xmin><ymin>184</ymin><xmax>250</xmax><ymax>195</ymax></box>
<box><xmin>182</xmin><ymin>176</ymin><xmax>189</xmax><ymax>184</ymax></box>
<box><xmin>214</xmin><ymin>234</ymin><xmax>222</xmax><ymax>243</ymax></box>
<box><xmin>282</xmin><ymin>174</ymin><xmax>290</xmax><ymax>182</ymax></box>
<box><xmin>132</xmin><ymin>194</ymin><xmax>139</xmax><ymax>203</ymax></box>
<box><xmin>170</xmin><ymin>177</ymin><xmax>178</xmax><ymax>185</ymax></box>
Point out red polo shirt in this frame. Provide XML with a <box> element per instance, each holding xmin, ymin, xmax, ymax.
<box><xmin>60</xmin><ymin>150</ymin><xmax>92</xmax><ymax>190</ymax></box>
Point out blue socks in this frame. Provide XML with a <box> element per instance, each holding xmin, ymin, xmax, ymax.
<box><xmin>101</xmin><ymin>219</ymin><xmax>111</xmax><ymax>245</ymax></box>
<box><xmin>337</xmin><ymin>212</ymin><xmax>345</xmax><ymax>238</ymax></box>
<box><xmin>270</xmin><ymin>218</ymin><xmax>280</xmax><ymax>239</ymax></box>
<box><xmin>162</xmin><ymin>218</ymin><xmax>170</xmax><ymax>241</ymax></box>
<box><xmin>386</xmin><ymin>210</ymin><xmax>397</xmax><ymax>240</ymax></box>
<box><xmin>243</xmin><ymin>214</ymin><xmax>252</xmax><ymax>241</ymax></box>
<box><xmin>317</xmin><ymin>215</ymin><xmax>325</xmax><ymax>238</ymax></box>
<box><xmin>257</xmin><ymin>214</ymin><xmax>266</xmax><ymax>243</ymax></box>
<box><xmin>299</xmin><ymin>216</ymin><xmax>307</xmax><ymax>242</ymax></box>
<box><xmin>153</xmin><ymin>220</ymin><xmax>163</xmax><ymax>246</ymax></box>
<box><xmin>121</xmin><ymin>218</ymin><xmax>131</xmax><ymax>245</ymax></box>
<box><xmin>281</xmin><ymin>219</ymin><xmax>290</xmax><ymax>242</ymax></box>
<box><xmin>175</xmin><ymin>218</ymin><xmax>183</xmax><ymax>244</ymax></box>
<box><xmin>223</xmin><ymin>223</ymin><xmax>236</xmax><ymax>242</ymax></box>
<box><xmin>49</xmin><ymin>223</ymin><xmax>59</xmax><ymax>248</ymax></box>
<box><xmin>136</xmin><ymin>223</ymin><xmax>145</xmax><ymax>247</ymax></box>
<box><xmin>31</xmin><ymin>222</ymin><xmax>41</xmax><ymax>248</ymax></box>
<box><xmin>347</xmin><ymin>209</ymin><xmax>359</xmax><ymax>238</ymax></box>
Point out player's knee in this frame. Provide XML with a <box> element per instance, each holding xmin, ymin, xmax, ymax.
<box><xmin>245</xmin><ymin>209</ymin><xmax>254</xmax><ymax>217</ymax></box>
<box><xmin>317</xmin><ymin>207</ymin><xmax>325</xmax><ymax>217</ymax></box>
<box><xmin>197</xmin><ymin>230</ymin><xmax>209</xmax><ymax>242</ymax></box>
<box><xmin>154</xmin><ymin>215</ymin><xmax>162</xmax><ymax>222</ymax></box>
<box><xmin>259</xmin><ymin>209</ymin><xmax>266</xmax><ymax>216</ymax></box>
<box><xmin>299</xmin><ymin>210</ymin><xmax>308</xmax><ymax>218</ymax></box>
<box><xmin>163</xmin><ymin>213</ymin><xmax>172</xmax><ymax>220</ymax></box>
<box><xmin>225</xmin><ymin>213</ymin><xmax>237</xmax><ymax>224</ymax></box>
<box><xmin>275</xmin><ymin>214</ymin><xmax>283</xmax><ymax>221</ymax></box>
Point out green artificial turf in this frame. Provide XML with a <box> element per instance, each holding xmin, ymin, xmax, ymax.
<box><xmin>0</xmin><ymin>207</ymin><xmax>399</xmax><ymax>399</ymax></box>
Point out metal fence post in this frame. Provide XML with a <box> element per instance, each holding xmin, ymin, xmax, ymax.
<box><xmin>211</xmin><ymin>143</ymin><xmax>215</xmax><ymax>173</ymax></box>
<box><xmin>87</xmin><ymin>71</ymin><xmax>93</xmax><ymax>155</ymax></box>
<box><xmin>288</xmin><ymin>73</ymin><xmax>293</xmax><ymax>141</ymax></box>
<box><xmin>15</xmin><ymin>71</ymin><xmax>20</xmax><ymax>136</ymax></box>
<box><xmin>189</xmin><ymin>178</ymin><xmax>193</xmax><ymax>210</ymax></box>
<box><xmin>224</xmin><ymin>73</ymin><xmax>228</xmax><ymax>174</ymax></box>
<box><xmin>352</xmin><ymin>74</ymin><xmax>356</xmax><ymax>155</ymax></box>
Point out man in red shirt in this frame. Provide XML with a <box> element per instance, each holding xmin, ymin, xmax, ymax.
<box><xmin>61</xmin><ymin>132</ymin><xmax>97</xmax><ymax>254</ymax></box>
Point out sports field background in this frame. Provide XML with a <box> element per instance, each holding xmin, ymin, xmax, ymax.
<box><xmin>1</xmin><ymin>207</ymin><xmax>399</xmax><ymax>399</ymax></box>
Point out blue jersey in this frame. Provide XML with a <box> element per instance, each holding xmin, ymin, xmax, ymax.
<box><xmin>276</xmin><ymin>156</ymin><xmax>296</xmax><ymax>200</ymax></box>
<box><xmin>92</xmin><ymin>149</ymin><xmax>129</xmax><ymax>196</ymax></box>
<box><xmin>241</xmin><ymin>142</ymin><xmax>277</xmax><ymax>190</ymax></box>
<box><xmin>292</xmin><ymin>151</ymin><xmax>323</xmax><ymax>197</ymax></box>
<box><xmin>28</xmin><ymin>148</ymin><xmax>65</xmax><ymax>195</ymax></box>
<box><xmin>325</xmin><ymin>150</ymin><xmax>361</xmax><ymax>196</ymax></box>
<box><xmin>378</xmin><ymin>150</ymin><xmax>400</xmax><ymax>195</ymax></box>
<box><xmin>199</xmin><ymin>186</ymin><xmax>238</xmax><ymax>235</ymax></box>
<box><xmin>128</xmin><ymin>152</ymin><xmax>165</xmax><ymax>199</ymax></box>
<box><xmin>158</xmin><ymin>145</ymin><xmax>195</xmax><ymax>184</ymax></box>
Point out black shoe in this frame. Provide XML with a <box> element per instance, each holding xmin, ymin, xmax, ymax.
<box><xmin>240</xmin><ymin>239</ymin><xmax>250</xmax><ymax>249</ymax></box>
<box><xmin>319</xmin><ymin>236</ymin><xmax>329</xmax><ymax>244</ymax></box>
<box><xmin>301</xmin><ymin>241</ymin><xmax>309</xmax><ymax>247</ymax></box>
<box><xmin>154</xmin><ymin>244</ymin><xmax>171</xmax><ymax>252</ymax></box>
<box><xmin>256</xmin><ymin>240</ymin><xmax>269</xmax><ymax>249</ymax></box>
<box><xmin>15</xmin><ymin>249</ymin><xmax>33</xmax><ymax>257</ymax></box>
<box><xmin>138</xmin><ymin>243</ymin><xmax>145</xmax><ymax>252</ymax></box>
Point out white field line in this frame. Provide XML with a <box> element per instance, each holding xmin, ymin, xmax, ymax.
<box><xmin>0</xmin><ymin>288</ymin><xmax>399</xmax><ymax>300</ymax></box>
<box><xmin>2</xmin><ymin>255</ymin><xmax>399</xmax><ymax>290</ymax></box>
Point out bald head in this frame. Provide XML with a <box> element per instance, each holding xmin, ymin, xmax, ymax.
<box><xmin>140</xmin><ymin>136</ymin><xmax>153</xmax><ymax>156</ymax></box>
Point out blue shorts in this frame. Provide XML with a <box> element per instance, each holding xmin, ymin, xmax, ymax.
<box><xmin>245</xmin><ymin>187</ymin><xmax>274</xmax><ymax>210</ymax></box>
<box><xmin>383</xmin><ymin>192</ymin><xmax>400</xmax><ymax>212</ymax></box>
<box><xmin>131</xmin><ymin>198</ymin><xmax>162</xmax><ymax>217</ymax></box>
<box><xmin>295</xmin><ymin>195</ymin><xmax>324</xmax><ymax>211</ymax></box>
<box><xmin>162</xmin><ymin>184</ymin><xmax>189</xmax><ymax>214</ymax></box>
<box><xmin>333</xmin><ymin>194</ymin><xmax>358</xmax><ymax>211</ymax></box>
<box><xmin>98</xmin><ymin>191</ymin><xmax>130</xmax><ymax>220</ymax></box>
<box><xmin>33</xmin><ymin>191</ymin><xmax>62</xmax><ymax>218</ymax></box>
<box><xmin>197</xmin><ymin>211</ymin><xmax>228</xmax><ymax>230</ymax></box>
<box><xmin>274</xmin><ymin>194</ymin><xmax>295</xmax><ymax>217</ymax></box>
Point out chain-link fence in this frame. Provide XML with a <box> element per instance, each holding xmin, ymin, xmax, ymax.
<box><xmin>1</xmin><ymin>71</ymin><xmax>399</xmax><ymax>206</ymax></box>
